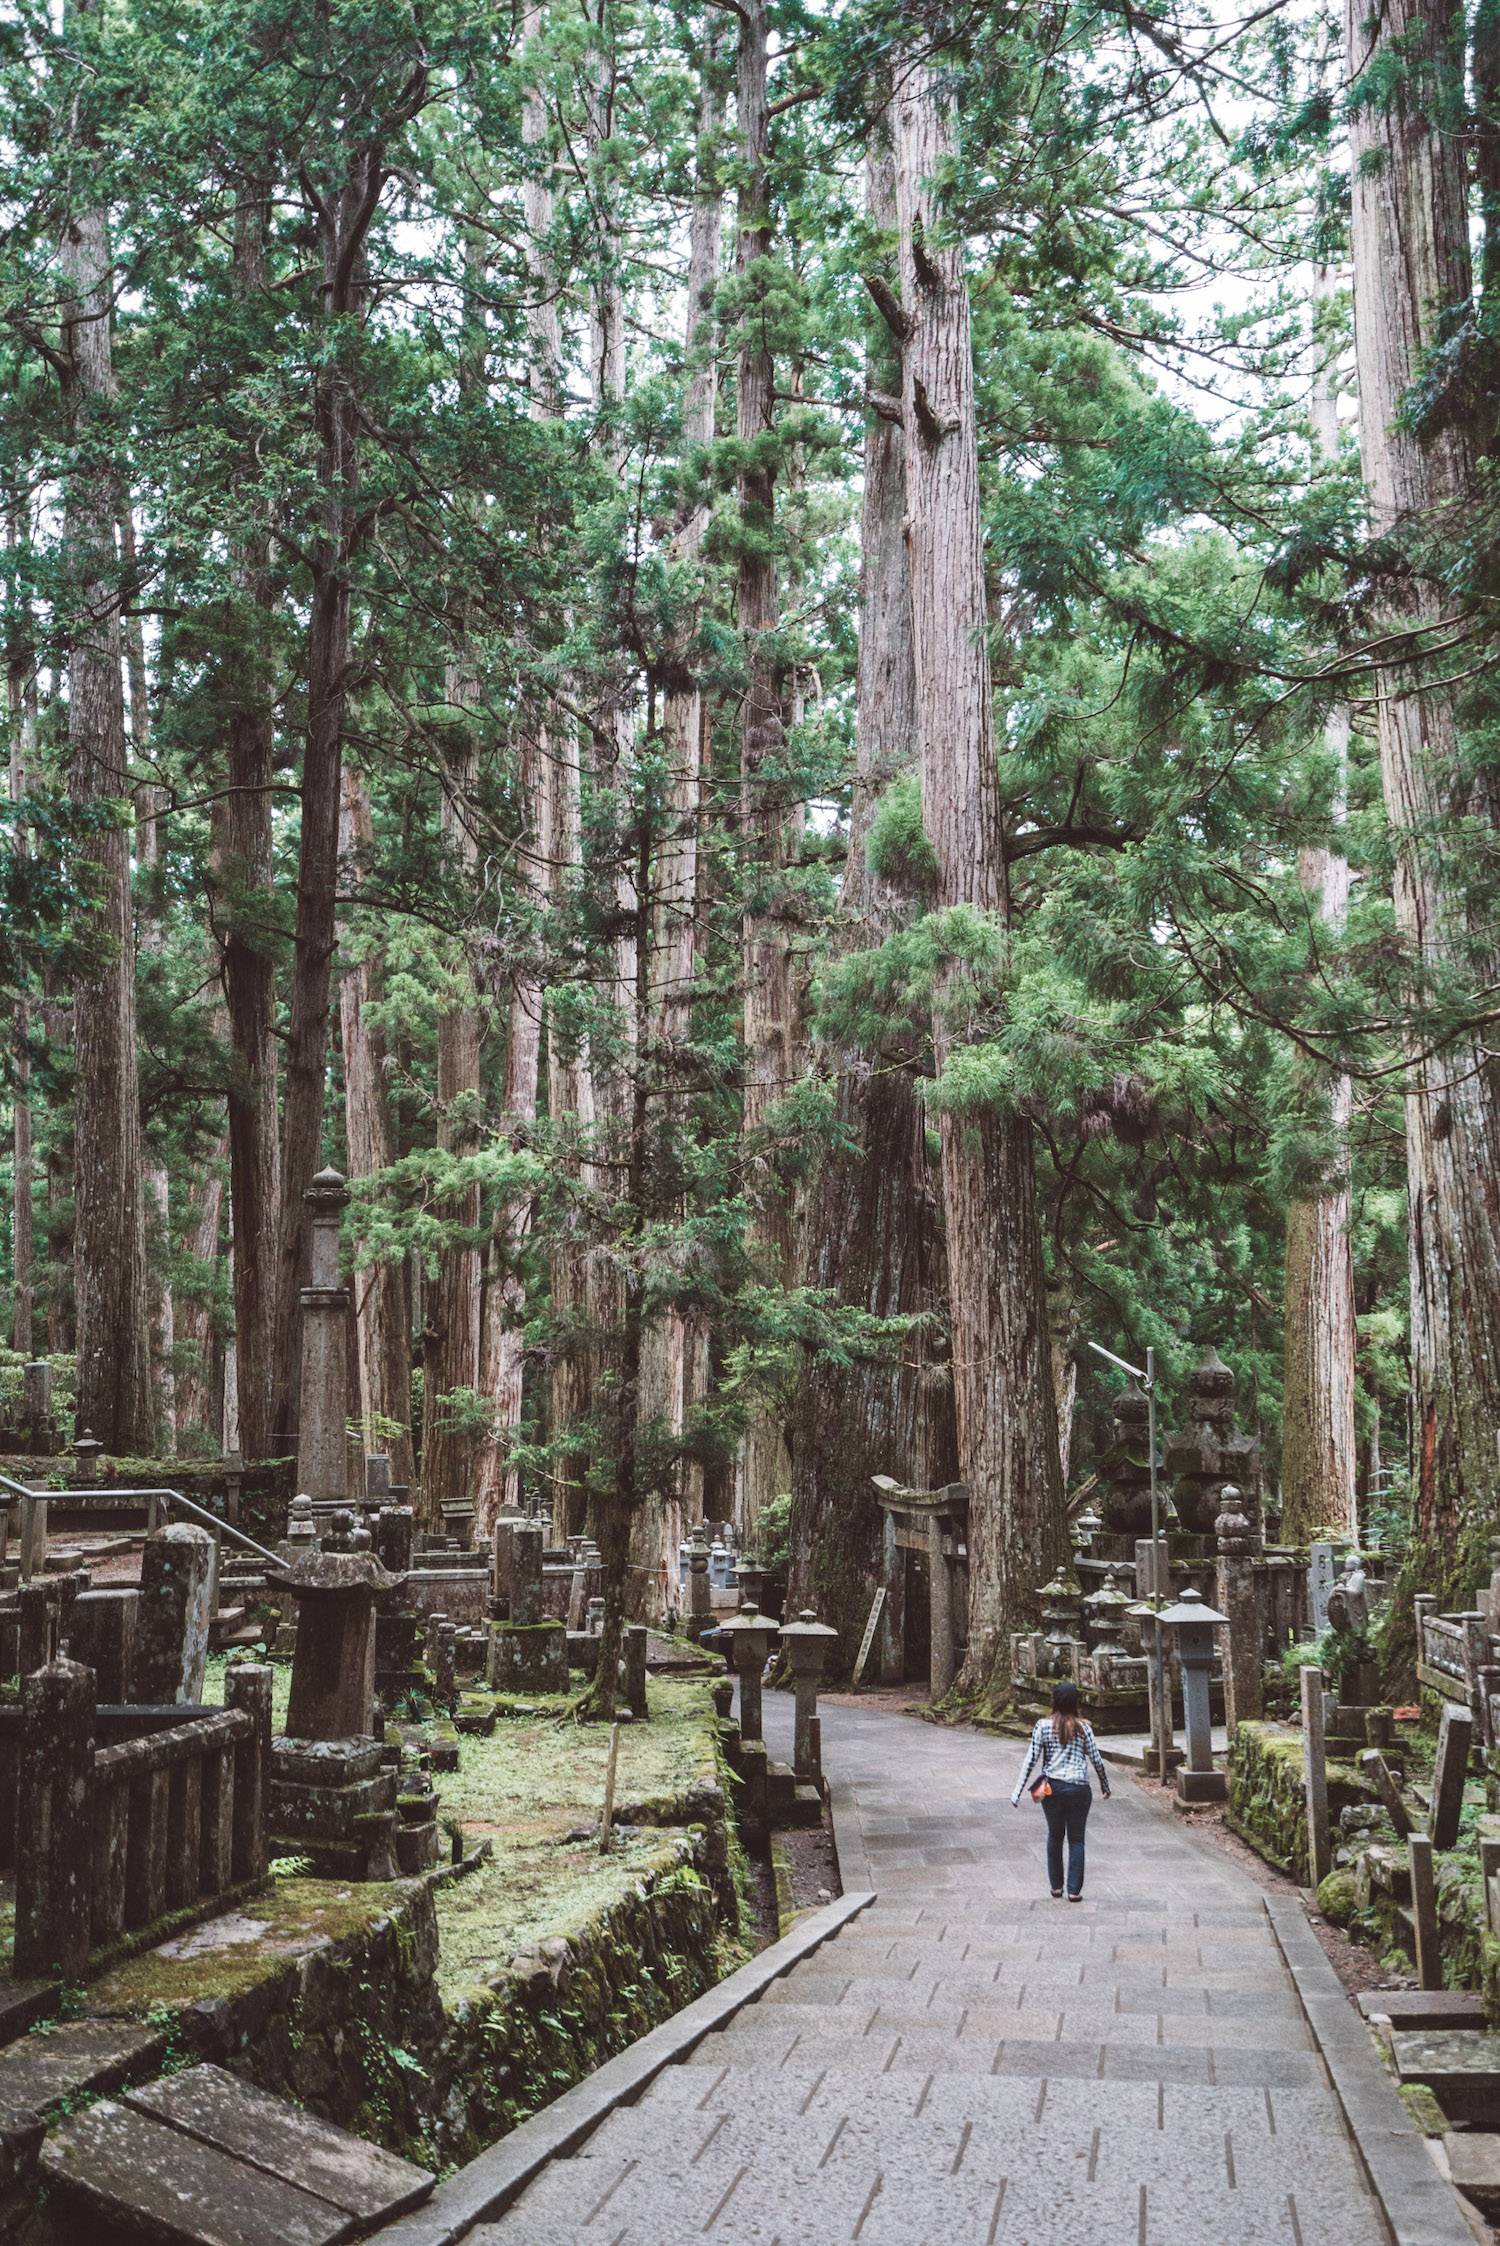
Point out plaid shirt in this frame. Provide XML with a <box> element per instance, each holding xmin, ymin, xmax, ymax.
<box><xmin>1011</xmin><ymin>1717</ymin><xmax>1111</xmax><ymax>1804</ymax></box>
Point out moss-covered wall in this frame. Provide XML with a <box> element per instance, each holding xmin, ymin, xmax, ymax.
<box><xmin>85</xmin><ymin>1738</ymin><xmax>740</xmax><ymax>2175</ymax></box>
<box><xmin>1226</xmin><ymin>1721</ymin><xmax>1367</xmax><ymax>1882</ymax></box>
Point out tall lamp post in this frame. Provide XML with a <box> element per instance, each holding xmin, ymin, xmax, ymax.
<box><xmin>1088</xmin><ymin>1338</ymin><xmax>1171</xmax><ymax>1784</ymax></box>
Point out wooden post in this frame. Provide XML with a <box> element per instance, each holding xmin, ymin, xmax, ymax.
<box><xmin>1300</xmin><ymin>1664</ymin><xmax>1331</xmax><ymax>1888</ymax></box>
<box><xmin>1430</xmin><ymin>1703</ymin><xmax>1473</xmax><ymax>1850</ymax></box>
<box><xmin>1409</xmin><ymin>1833</ymin><xmax>1442</xmax><ymax>1990</ymax></box>
<box><xmin>1479</xmin><ymin>1836</ymin><xmax>1500</xmax><ymax>1935</ymax></box>
<box><xmin>599</xmin><ymin>1721</ymin><xmax>621</xmax><ymax>1855</ymax></box>
<box><xmin>1359</xmin><ymin>1748</ymin><xmax>1413</xmax><ymax>1839</ymax></box>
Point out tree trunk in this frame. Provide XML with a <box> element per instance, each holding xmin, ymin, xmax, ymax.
<box><xmin>60</xmin><ymin>11</ymin><xmax>155</xmax><ymax>1452</ymax></box>
<box><xmin>122</xmin><ymin>504</ymin><xmax>177</xmax><ymax>1455</ymax></box>
<box><xmin>337</xmin><ymin>766</ymin><xmax>415</xmax><ymax>1483</ymax></box>
<box><xmin>6</xmin><ymin>516</ymin><xmax>36</xmax><ymax>1358</ymax></box>
<box><xmin>1345</xmin><ymin>0</ymin><xmax>1500</xmax><ymax>1569</ymax></box>
<box><xmin>1280</xmin><ymin>298</ymin><xmax>1357</xmax><ymax>1543</ymax></box>
<box><xmin>271</xmin><ymin>106</ymin><xmax>415</xmax><ymax>1455</ymax></box>
<box><xmin>212</xmin><ymin>193</ymin><xmax>282</xmax><ymax>1461</ymax></box>
<box><xmin>629</xmin><ymin>36</ymin><xmax>725</xmax><ymax>1615</ymax></box>
<box><xmin>174</xmin><ymin>1160</ymin><xmax>226</xmax><ymax>1446</ymax></box>
<box><xmin>894</xmin><ymin>57</ymin><xmax>1066</xmax><ymax>1697</ymax></box>
<box><xmin>733</xmin><ymin>0</ymin><xmax>797</xmax><ymax>1542</ymax></box>
<box><xmin>787</xmin><ymin>115</ymin><xmax>957</xmax><ymax>1670</ymax></box>
<box><xmin>473</xmin><ymin>8</ymin><xmax>554</xmax><ymax>1535</ymax></box>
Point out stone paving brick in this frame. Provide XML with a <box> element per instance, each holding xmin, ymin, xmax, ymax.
<box><xmin>467</xmin><ymin>1699</ymin><xmax>1449</xmax><ymax>2246</ymax></box>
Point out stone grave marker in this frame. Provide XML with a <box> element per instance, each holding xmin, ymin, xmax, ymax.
<box><xmin>1431</xmin><ymin>1701</ymin><xmax>1473</xmax><ymax>1850</ymax></box>
<box><xmin>134</xmin><ymin>1524</ymin><xmax>216</xmax><ymax>1704</ymax></box>
<box><xmin>1307</xmin><ymin>1541</ymin><xmax>1335</xmax><ymax>1633</ymax></box>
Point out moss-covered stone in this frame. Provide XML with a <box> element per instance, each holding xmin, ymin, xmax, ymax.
<box><xmin>1316</xmin><ymin>1870</ymin><xmax>1358</xmax><ymax>1925</ymax></box>
<box><xmin>1227</xmin><ymin>1720</ymin><xmax>1371</xmax><ymax>1882</ymax></box>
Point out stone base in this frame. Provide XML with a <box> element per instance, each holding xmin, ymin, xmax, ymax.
<box><xmin>269</xmin><ymin>1735</ymin><xmax>400</xmax><ymax>1880</ymax></box>
<box><xmin>395</xmin><ymin>1818</ymin><xmax>440</xmax><ymax>1875</ymax></box>
<box><xmin>1175</xmin><ymin>1767</ymin><xmax>1227</xmax><ymax>1805</ymax></box>
<box><xmin>486</xmin><ymin>1619</ymin><xmax>569</xmax><ymax>1693</ymax></box>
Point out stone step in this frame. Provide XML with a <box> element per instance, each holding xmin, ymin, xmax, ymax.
<box><xmin>1391</xmin><ymin>2028</ymin><xmax>1500</xmax><ymax>2114</ymax></box>
<box><xmin>1357</xmin><ymin>1988</ymin><xmax>1488</xmax><ymax>2031</ymax></box>
<box><xmin>0</xmin><ymin>2018</ymin><xmax>166</xmax><ymax>2118</ymax></box>
<box><xmin>0</xmin><ymin>1976</ymin><xmax>61</xmax><ymax>2052</ymax></box>
<box><xmin>37</xmin><ymin>2062</ymin><xmax>434</xmax><ymax>2246</ymax></box>
<box><xmin>1444</xmin><ymin>2131</ymin><xmax>1500</xmax><ymax>2221</ymax></box>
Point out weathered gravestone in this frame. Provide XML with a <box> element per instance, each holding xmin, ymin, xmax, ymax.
<box><xmin>295</xmin><ymin>1167</ymin><xmax>352</xmax><ymax>1507</ymax></box>
<box><xmin>1308</xmin><ymin>1542</ymin><xmax>1336</xmax><ymax>1634</ymax></box>
<box><xmin>486</xmin><ymin>1520</ymin><xmax>567</xmax><ymax>1691</ymax></box>
<box><xmin>1431</xmin><ymin>1702</ymin><xmax>1473</xmax><ymax>1851</ymax></box>
<box><xmin>133</xmin><ymin>1524</ymin><xmax>215</xmax><ymax>1705</ymax></box>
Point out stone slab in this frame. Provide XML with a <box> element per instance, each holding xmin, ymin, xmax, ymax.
<box><xmin>1391</xmin><ymin>2028</ymin><xmax>1500</xmax><ymax>2098</ymax></box>
<box><xmin>0</xmin><ymin>2019</ymin><xmax>165</xmax><ymax>2114</ymax></box>
<box><xmin>38</xmin><ymin>2096</ymin><xmax>356</xmax><ymax>2246</ymax></box>
<box><xmin>125</xmin><ymin>2063</ymin><xmax>434</xmax><ymax>2222</ymax></box>
<box><xmin>1358</xmin><ymin>1990</ymin><xmax>1488</xmax><ymax>2030</ymax></box>
<box><xmin>1444</xmin><ymin>2132</ymin><xmax>1500</xmax><ymax>2219</ymax></box>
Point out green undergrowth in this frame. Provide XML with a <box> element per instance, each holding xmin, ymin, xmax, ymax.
<box><xmin>203</xmin><ymin>1651</ymin><xmax>292</xmax><ymax>1728</ymax></box>
<box><xmin>431</xmin><ymin>1674</ymin><xmax>723</xmax><ymax>2001</ymax></box>
<box><xmin>85</xmin><ymin>1875</ymin><xmax>409</xmax><ymax>2013</ymax></box>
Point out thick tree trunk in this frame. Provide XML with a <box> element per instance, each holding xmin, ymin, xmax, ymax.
<box><xmin>174</xmin><ymin>1160</ymin><xmax>226</xmax><ymax>1445</ymax></box>
<box><xmin>60</xmin><ymin>25</ymin><xmax>155</xmax><ymax>1452</ymax></box>
<box><xmin>122</xmin><ymin>505</ymin><xmax>177</xmax><ymax>1455</ymax></box>
<box><xmin>1280</xmin><ymin>330</ymin><xmax>1357</xmax><ymax>1543</ymax></box>
<box><xmin>337</xmin><ymin>766</ymin><xmax>415</xmax><ymax>1483</ymax></box>
<box><xmin>894</xmin><ymin>58</ymin><xmax>1066</xmax><ymax>1696</ymax></box>
<box><xmin>473</xmin><ymin>15</ymin><xmax>553</xmax><ymax>1534</ymax></box>
<box><xmin>733</xmin><ymin>0</ymin><xmax>797</xmax><ymax>1541</ymax></box>
<box><xmin>629</xmin><ymin>41</ymin><xmax>725</xmax><ymax>1615</ymax></box>
<box><xmin>420</xmin><ymin>750</ymin><xmax>484</xmax><ymax>1526</ymax></box>
<box><xmin>1346</xmin><ymin>0</ymin><xmax>1500</xmax><ymax>1568</ymax></box>
<box><xmin>213</xmin><ymin>194</ymin><xmax>282</xmax><ymax>1461</ymax></box>
<box><xmin>787</xmin><ymin>118</ymin><xmax>957</xmax><ymax>1670</ymax></box>
<box><xmin>6</xmin><ymin>527</ymin><xmax>36</xmax><ymax>1358</ymax></box>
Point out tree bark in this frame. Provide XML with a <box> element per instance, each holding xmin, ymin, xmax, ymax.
<box><xmin>787</xmin><ymin>114</ymin><xmax>957</xmax><ymax>1670</ymax></box>
<box><xmin>1345</xmin><ymin>0</ymin><xmax>1500</xmax><ymax>1568</ymax></box>
<box><xmin>174</xmin><ymin>1159</ymin><xmax>226</xmax><ymax>1446</ymax></box>
<box><xmin>894</xmin><ymin>57</ymin><xmax>1066</xmax><ymax>1696</ymax></box>
<box><xmin>121</xmin><ymin>503</ymin><xmax>177</xmax><ymax>1456</ymax></box>
<box><xmin>6</xmin><ymin>513</ymin><xmax>36</xmax><ymax>1358</ymax></box>
<box><xmin>212</xmin><ymin>192</ymin><xmax>282</xmax><ymax>1462</ymax></box>
<box><xmin>1281</xmin><ymin>313</ymin><xmax>1357</xmax><ymax>1543</ymax></box>
<box><xmin>271</xmin><ymin>81</ymin><xmax>421</xmax><ymax>1454</ymax></box>
<box><xmin>628</xmin><ymin>33</ymin><xmax>725</xmax><ymax>1615</ymax></box>
<box><xmin>60</xmin><ymin>4</ymin><xmax>155</xmax><ymax>1452</ymax></box>
<box><xmin>473</xmin><ymin>4</ymin><xmax>554</xmax><ymax>1534</ymax></box>
<box><xmin>733</xmin><ymin>0</ymin><xmax>797</xmax><ymax>1541</ymax></box>
<box><xmin>337</xmin><ymin>766</ymin><xmax>415</xmax><ymax>1483</ymax></box>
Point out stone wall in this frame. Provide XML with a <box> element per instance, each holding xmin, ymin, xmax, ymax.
<box><xmin>1226</xmin><ymin>1720</ymin><xmax>1367</xmax><ymax>1883</ymax></box>
<box><xmin>90</xmin><ymin>1768</ymin><xmax>736</xmax><ymax>2174</ymax></box>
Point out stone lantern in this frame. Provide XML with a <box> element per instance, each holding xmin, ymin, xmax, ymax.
<box><xmin>1155</xmin><ymin>1587</ymin><xmax>1227</xmax><ymax>1803</ymax></box>
<box><xmin>72</xmin><ymin>1429</ymin><xmax>103</xmax><ymax>1485</ymax></box>
<box><xmin>779</xmin><ymin>1609</ymin><xmax>838</xmax><ymax>1783</ymax></box>
<box><xmin>1037</xmin><ymin>1567</ymin><xmax>1082</xmax><ymax>1680</ymax></box>
<box><xmin>271</xmin><ymin>1527</ymin><xmax>400</xmax><ymax>1741</ymax></box>
<box><xmin>717</xmin><ymin>1602</ymin><xmax>779</xmax><ymax>1745</ymax></box>
<box><xmin>1083</xmin><ymin>1570</ymin><xmax>1132</xmax><ymax>1684</ymax></box>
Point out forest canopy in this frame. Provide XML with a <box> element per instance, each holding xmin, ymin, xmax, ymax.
<box><xmin>4</xmin><ymin>0</ymin><xmax>1499</xmax><ymax>1704</ymax></box>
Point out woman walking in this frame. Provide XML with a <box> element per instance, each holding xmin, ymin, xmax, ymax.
<box><xmin>1010</xmin><ymin>1681</ymin><xmax>1111</xmax><ymax>1899</ymax></box>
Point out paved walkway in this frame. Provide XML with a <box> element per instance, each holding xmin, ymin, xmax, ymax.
<box><xmin>474</xmin><ymin>1701</ymin><xmax>1392</xmax><ymax>2245</ymax></box>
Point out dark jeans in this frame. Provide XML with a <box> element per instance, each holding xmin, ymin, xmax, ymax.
<box><xmin>1041</xmin><ymin>1780</ymin><xmax>1091</xmax><ymax>1895</ymax></box>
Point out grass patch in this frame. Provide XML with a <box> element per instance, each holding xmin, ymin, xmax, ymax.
<box><xmin>432</xmin><ymin>1674</ymin><xmax>721</xmax><ymax>2001</ymax></box>
<box><xmin>202</xmin><ymin>1651</ymin><xmax>292</xmax><ymax>1729</ymax></box>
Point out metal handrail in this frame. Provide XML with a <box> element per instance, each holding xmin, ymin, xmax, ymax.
<box><xmin>0</xmin><ymin>1470</ymin><xmax>281</xmax><ymax>1572</ymax></box>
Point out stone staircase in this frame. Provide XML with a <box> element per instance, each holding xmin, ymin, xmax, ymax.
<box><xmin>32</xmin><ymin>2061</ymin><xmax>433</xmax><ymax>2243</ymax></box>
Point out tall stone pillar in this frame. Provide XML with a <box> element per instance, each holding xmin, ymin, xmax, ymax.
<box><xmin>296</xmin><ymin>1168</ymin><xmax>352</xmax><ymax>1505</ymax></box>
<box><xmin>133</xmin><ymin>1524</ymin><xmax>216</xmax><ymax>1704</ymax></box>
<box><xmin>929</xmin><ymin>1513</ymin><xmax>956</xmax><ymax>1697</ymax></box>
<box><xmin>1215</xmin><ymin>1486</ymin><xmax>1263</xmax><ymax>1736</ymax></box>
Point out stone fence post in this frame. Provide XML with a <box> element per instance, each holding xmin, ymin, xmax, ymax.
<box><xmin>224</xmin><ymin>1663</ymin><xmax>274</xmax><ymax>1883</ymax></box>
<box><xmin>1215</xmin><ymin>1486</ymin><xmax>1262</xmax><ymax>1736</ymax></box>
<box><xmin>15</xmin><ymin>1659</ymin><xmax>96</xmax><ymax>1980</ymax></box>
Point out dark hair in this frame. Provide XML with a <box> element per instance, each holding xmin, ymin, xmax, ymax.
<box><xmin>1051</xmin><ymin>1679</ymin><xmax>1082</xmax><ymax>1748</ymax></box>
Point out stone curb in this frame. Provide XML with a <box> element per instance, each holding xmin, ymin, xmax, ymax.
<box><xmin>1263</xmin><ymin>1891</ymin><xmax>1477</xmax><ymax>2246</ymax></box>
<box><xmin>828</xmin><ymin>1778</ymin><xmax>873</xmax><ymax>1893</ymax></box>
<box><xmin>374</xmin><ymin>1889</ymin><xmax>876</xmax><ymax>2246</ymax></box>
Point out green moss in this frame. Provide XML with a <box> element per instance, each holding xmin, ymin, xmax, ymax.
<box><xmin>1316</xmin><ymin>1870</ymin><xmax>1358</xmax><ymax>1925</ymax></box>
<box><xmin>88</xmin><ymin>1876</ymin><xmax>409</xmax><ymax>2014</ymax></box>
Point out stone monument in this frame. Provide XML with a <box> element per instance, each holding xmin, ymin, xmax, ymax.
<box><xmin>295</xmin><ymin>1168</ymin><xmax>353</xmax><ymax>1509</ymax></box>
<box><xmin>486</xmin><ymin>1520</ymin><xmax>568</xmax><ymax>1691</ymax></box>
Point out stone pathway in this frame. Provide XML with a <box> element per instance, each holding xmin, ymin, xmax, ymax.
<box><xmin>473</xmin><ymin>1701</ymin><xmax>1394</xmax><ymax>2245</ymax></box>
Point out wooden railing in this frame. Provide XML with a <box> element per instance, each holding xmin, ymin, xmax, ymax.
<box><xmin>13</xmin><ymin>1660</ymin><xmax>273</xmax><ymax>1981</ymax></box>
